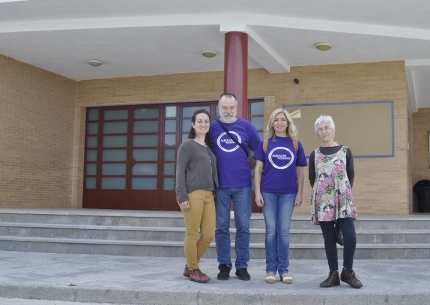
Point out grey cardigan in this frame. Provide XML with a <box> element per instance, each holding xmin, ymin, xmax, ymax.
<box><xmin>175</xmin><ymin>139</ymin><xmax>219</xmax><ymax>203</ymax></box>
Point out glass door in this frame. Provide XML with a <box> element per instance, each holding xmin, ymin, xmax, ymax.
<box><xmin>83</xmin><ymin>100</ymin><xmax>262</xmax><ymax>210</ymax></box>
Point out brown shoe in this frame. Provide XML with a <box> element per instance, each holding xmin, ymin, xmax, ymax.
<box><xmin>320</xmin><ymin>270</ymin><xmax>340</xmax><ymax>288</ymax></box>
<box><xmin>341</xmin><ymin>268</ymin><xmax>362</xmax><ymax>288</ymax></box>
<box><xmin>183</xmin><ymin>265</ymin><xmax>190</xmax><ymax>277</ymax></box>
<box><xmin>190</xmin><ymin>269</ymin><xmax>211</xmax><ymax>283</ymax></box>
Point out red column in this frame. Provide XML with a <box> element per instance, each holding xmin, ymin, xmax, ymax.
<box><xmin>224</xmin><ymin>32</ymin><xmax>248</xmax><ymax>119</ymax></box>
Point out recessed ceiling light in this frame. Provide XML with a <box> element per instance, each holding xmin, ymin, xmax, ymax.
<box><xmin>87</xmin><ymin>59</ymin><xmax>103</xmax><ymax>67</ymax></box>
<box><xmin>314</xmin><ymin>42</ymin><xmax>332</xmax><ymax>51</ymax></box>
<box><xmin>201</xmin><ymin>50</ymin><xmax>218</xmax><ymax>58</ymax></box>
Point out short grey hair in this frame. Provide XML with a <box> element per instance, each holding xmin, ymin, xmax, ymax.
<box><xmin>314</xmin><ymin>115</ymin><xmax>335</xmax><ymax>133</ymax></box>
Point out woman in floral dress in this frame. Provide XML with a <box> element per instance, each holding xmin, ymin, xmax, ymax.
<box><xmin>309</xmin><ymin>115</ymin><xmax>362</xmax><ymax>289</ymax></box>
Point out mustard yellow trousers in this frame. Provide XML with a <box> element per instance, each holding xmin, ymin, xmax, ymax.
<box><xmin>182</xmin><ymin>190</ymin><xmax>216</xmax><ymax>270</ymax></box>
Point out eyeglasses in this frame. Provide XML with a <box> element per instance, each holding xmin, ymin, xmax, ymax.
<box><xmin>317</xmin><ymin>126</ymin><xmax>332</xmax><ymax>133</ymax></box>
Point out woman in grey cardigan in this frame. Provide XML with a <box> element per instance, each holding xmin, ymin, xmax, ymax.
<box><xmin>176</xmin><ymin>109</ymin><xmax>219</xmax><ymax>283</ymax></box>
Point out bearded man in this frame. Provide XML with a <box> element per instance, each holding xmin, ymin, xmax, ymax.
<box><xmin>210</xmin><ymin>93</ymin><xmax>261</xmax><ymax>281</ymax></box>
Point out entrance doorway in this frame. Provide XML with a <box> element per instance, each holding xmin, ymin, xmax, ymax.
<box><xmin>83</xmin><ymin>100</ymin><xmax>264</xmax><ymax>211</ymax></box>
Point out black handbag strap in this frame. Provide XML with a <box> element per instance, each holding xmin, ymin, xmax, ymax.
<box><xmin>216</xmin><ymin>119</ymin><xmax>248</xmax><ymax>157</ymax></box>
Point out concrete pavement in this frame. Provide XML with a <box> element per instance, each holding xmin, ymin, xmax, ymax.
<box><xmin>0</xmin><ymin>250</ymin><xmax>428</xmax><ymax>305</ymax></box>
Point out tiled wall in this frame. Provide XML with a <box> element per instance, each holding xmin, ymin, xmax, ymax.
<box><xmin>1</xmin><ymin>54</ymin><xmax>413</xmax><ymax>215</ymax></box>
<box><xmin>0</xmin><ymin>55</ymin><xmax>76</xmax><ymax>208</ymax></box>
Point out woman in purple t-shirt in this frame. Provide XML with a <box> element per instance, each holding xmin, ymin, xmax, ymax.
<box><xmin>253</xmin><ymin>108</ymin><xmax>307</xmax><ymax>284</ymax></box>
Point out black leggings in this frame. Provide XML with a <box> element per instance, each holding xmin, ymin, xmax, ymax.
<box><xmin>319</xmin><ymin>218</ymin><xmax>356</xmax><ymax>271</ymax></box>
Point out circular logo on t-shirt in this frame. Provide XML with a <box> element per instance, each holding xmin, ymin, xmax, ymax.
<box><xmin>268</xmin><ymin>147</ymin><xmax>295</xmax><ymax>169</ymax></box>
<box><xmin>217</xmin><ymin>132</ymin><xmax>242</xmax><ymax>152</ymax></box>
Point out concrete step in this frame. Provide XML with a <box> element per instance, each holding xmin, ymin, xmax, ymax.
<box><xmin>2</xmin><ymin>222</ymin><xmax>430</xmax><ymax>244</ymax></box>
<box><xmin>1</xmin><ymin>251</ymin><xmax>429</xmax><ymax>305</ymax></box>
<box><xmin>0</xmin><ymin>209</ymin><xmax>430</xmax><ymax>259</ymax></box>
<box><xmin>2</xmin><ymin>209</ymin><xmax>430</xmax><ymax>229</ymax></box>
<box><xmin>0</xmin><ymin>235</ymin><xmax>429</xmax><ymax>259</ymax></box>
<box><xmin>0</xmin><ymin>210</ymin><xmax>187</xmax><ymax>228</ymax></box>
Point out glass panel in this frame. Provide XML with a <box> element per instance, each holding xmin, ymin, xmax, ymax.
<box><xmin>251</xmin><ymin>117</ymin><xmax>264</xmax><ymax>130</ymax></box>
<box><xmin>134</xmin><ymin>121</ymin><xmax>158</xmax><ymax>133</ymax></box>
<box><xmin>164</xmin><ymin>149</ymin><xmax>175</xmax><ymax>161</ymax></box>
<box><xmin>216</xmin><ymin>107</ymin><xmax>219</xmax><ymax>118</ymax></box>
<box><xmin>182</xmin><ymin>106</ymin><xmax>210</xmax><ymax>117</ymax></box>
<box><xmin>86</xmin><ymin>164</ymin><xmax>97</xmax><ymax>175</ymax></box>
<box><xmin>103</xmin><ymin>149</ymin><xmax>127</xmax><ymax>161</ymax></box>
<box><xmin>87</xmin><ymin>136</ymin><xmax>98</xmax><ymax>148</ymax></box>
<box><xmin>181</xmin><ymin>134</ymin><xmax>188</xmax><ymax>143</ymax></box>
<box><xmin>104</xmin><ymin>109</ymin><xmax>128</xmax><ymax>120</ymax></box>
<box><xmin>104</xmin><ymin>122</ymin><xmax>128</xmax><ymax>134</ymax></box>
<box><xmin>250</xmin><ymin>102</ymin><xmax>264</xmax><ymax>115</ymax></box>
<box><xmin>165</xmin><ymin>120</ymin><xmax>176</xmax><ymax>132</ymax></box>
<box><xmin>164</xmin><ymin>134</ymin><xmax>176</xmax><ymax>146</ymax></box>
<box><xmin>86</xmin><ymin>177</ymin><xmax>96</xmax><ymax>189</ymax></box>
<box><xmin>165</xmin><ymin>106</ymin><xmax>176</xmax><ymax>118</ymax></box>
<box><xmin>258</xmin><ymin>131</ymin><xmax>264</xmax><ymax>140</ymax></box>
<box><xmin>101</xmin><ymin>177</ymin><xmax>126</xmax><ymax>189</ymax></box>
<box><xmin>132</xmin><ymin>163</ymin><xmax>158</xmax><ymax>175</ymax></box>
<box><xmin>132</xmin><ymin>178</ymin><xmax>157</xmax><ymax>190</ymax></box>
<box><xmin>86</xmin><ymin>150</ymin><xmax>97</xmax><ymax>162</ymax></box>
<box><xmin>134</xmin><ymin>135</ymin><xmax>158</xmax><ymax>147</ymax></box>
<box><xmin>103</xmin><ymin>136</ymin><xmax>127</xmax><ymax>147</ymax></box>
<box><xmin>88</xmin><ymin>109</ymin><xmax>99</xmax><ymax>121</ymax></box>
<box><xmin>164</xmin><ymin>163</ymin><xmax>175</xmax><ymax>175</ymax></box>
<box><xmin>102</xmin><ymin>163</ymin><xmax>126</xmax><ymax>175</ymax></box>
<box><xmin>87</xmin><ymin>123</ymin><xmax>98</xmax><ymax>134</ymax></box>
<box><xmin>163</xmin><ymin>178</ymin><xmax>175</xmax><ymax>190</ymax></box>
<box><xmin>134</xmin><ymin>108</ymin><xmax>159</xmax><ymax>119</ymax></box>
<box><xmin>133</xmin><ymin>149</ymin><xmax>158</xmax><ymax>161</ymax></box>
<box><xmin>182</xmin><ymin>119</ymin><xmax>191</xmax><ymax>131</ymax></box>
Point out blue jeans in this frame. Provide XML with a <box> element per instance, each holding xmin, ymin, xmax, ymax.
<box><xmin>262</xmin><ymin>192</ymin><xmax>296</xmax><ymax>275</ymax></box>
<box><xmin>215</xmin><ymin>187</ymin><xmax>252</xmax><ymax>270</ymax></box>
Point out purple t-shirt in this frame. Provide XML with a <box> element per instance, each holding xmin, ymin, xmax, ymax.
<box><xmin>253</xmin><ymin>136</ymin><xmax>307</xmax><ymax>193</ymax></box>
<box><xmin>210</xmin><ymin>118</ymin><xmax>261</xmax><ymax>188</ymax></box>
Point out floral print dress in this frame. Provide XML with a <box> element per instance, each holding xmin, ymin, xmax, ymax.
<box><xmin>311</xmin><ymin>146</ymin><xmax>357</xmax><ymax>224</ymax></box>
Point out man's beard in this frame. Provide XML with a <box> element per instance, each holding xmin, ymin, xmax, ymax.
<box><xmin>221</xmin><ymin>113</ymin><xmax>236</xmax><ymax>123</ymax></box>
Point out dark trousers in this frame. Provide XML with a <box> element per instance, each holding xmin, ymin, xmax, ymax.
<box><xmin>319</xmin><ymin>217</ymin><xmax>356</xmax><ymax>271</ymax></box>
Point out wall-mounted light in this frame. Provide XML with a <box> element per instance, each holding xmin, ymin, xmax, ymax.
<box><xmin>87</xmin><ymin>59</ymin><xmax>103</xmax><ymax>67</ymax></box>
<box><xmin>201</xmin><ymin>50</ymin><xmax>218</xmax><ymax>58</ymax></box>
<box><xmin>314</xmin><ymin>42</ymin><xmax>332</xmax><ymax>51</ymax></box>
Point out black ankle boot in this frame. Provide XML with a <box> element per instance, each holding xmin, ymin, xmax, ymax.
<box><xmin>320</xmin><ymin>270</ymin><xmax>340</xmax><ymax>288</ymax></box>
<box><xmin>341</xmin><ymin>268</ymin><xmax>362</xmax><ymax>288</ymax></box>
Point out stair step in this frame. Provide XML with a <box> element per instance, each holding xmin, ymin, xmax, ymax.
<box><xmin>1</xmin><ymin>222</ymin><xmax>430</xmax><ymax>244</ymax></box>
<box><xmin>1</xmin><ymin>209</ymin><xmax>430</xmax><ymax>259</ymax></box>
<box><xmin>0</xmin><ymin>235</ymin><xmax>429</xmax><ymax>259</ymax></box>
<box><xmin>2</xmin><ymin>209</ymin><xmax>430</xmax><ymax>229</ymax></box>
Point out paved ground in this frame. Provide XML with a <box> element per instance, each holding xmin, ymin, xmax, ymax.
<box><xmin>0</xmin><ymin>299</ymin><xmax>115</xmax><ymax>305</ymax></box>
<box><xmin>0</xmin><ymin>250</ymin><xmax>429</xmax><ymax>305</ymax></box>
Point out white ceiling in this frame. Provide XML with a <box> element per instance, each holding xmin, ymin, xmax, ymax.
<box><xmin>1</xmin><ymin>0</ymin><xmax>430</xmax><ymax>112</ymax></box>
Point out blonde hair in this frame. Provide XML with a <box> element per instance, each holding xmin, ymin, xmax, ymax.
<box><xmin>265</xmin><ymin>108</ymin><xmax>298</xmax><ymax>140</ymax></box>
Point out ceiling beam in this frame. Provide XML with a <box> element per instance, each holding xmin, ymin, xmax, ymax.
<box><xmin>2</xmin><ymin>13</ymin><xmax>430</xmax><ymax>42</ymax></box>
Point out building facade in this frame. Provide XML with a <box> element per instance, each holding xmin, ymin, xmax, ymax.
<box><xmin>2</xmin><ymin>54</ymin><xmax>428</xmax><ymax>215</ymax></box>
